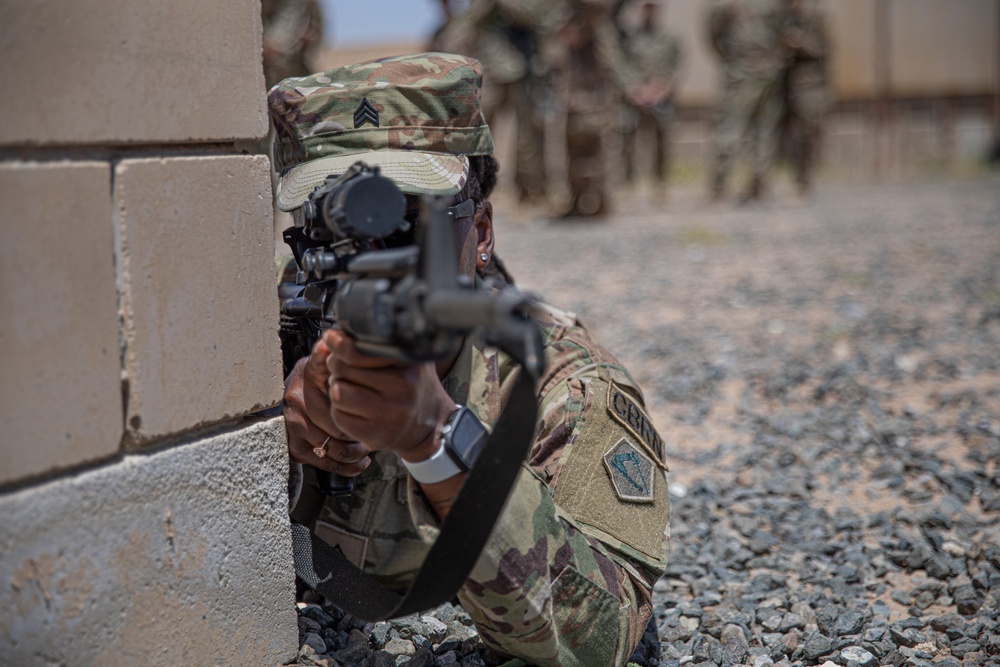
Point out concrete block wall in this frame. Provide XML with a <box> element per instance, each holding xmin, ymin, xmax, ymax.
<box><xmin>0</xmin><ymin>2</ymin><xmax>297</xmax><ymax>665</ymax></box>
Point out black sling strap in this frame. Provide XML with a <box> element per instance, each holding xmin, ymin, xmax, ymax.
<box><xmin>290</xmin><ymin>368</ymin><xmax>538</xmax><ymax>621</ymax></box>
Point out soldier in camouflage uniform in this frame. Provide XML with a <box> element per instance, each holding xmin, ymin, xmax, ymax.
<box><xmin>261</xmin><ymin>0</ymin><xmax>324</xmax><ymax>251</ymax></box>
<box><xmin>777</xmin><ymin>0</ymin><xmax>830</xmax><ymax>196</ymax></box>
<box><xmin>706</xmin><ymin>0</ymin><xmax>788</xmax><ymax>202</ymax></box>
<box><xmin>261</xmin><ymin>0</ymin><xmax>324</xmax><ymax>89</ymax></box>
<box><xmin>550</xmin><ymin>0</ymin><xmax>639</xmax><ymax>218</ymax></box>
<box><xmin>436</xmin><ymin>0</ymin><xmax>553</xmax><ymax>206</ymax></box>
<box><xmin>427</xmin><ymin>0</ymin><xmax>457</xmax><ymax>53</ymax></box>
<box><xmin>619</xmin><ymin>0</ymin><xmax>683</xmax><ymax>188</ymax></box>
<box><xmin>270</xmin><ymin>53</ymin><xmax>670</xmax><ymax>665</ymax></box>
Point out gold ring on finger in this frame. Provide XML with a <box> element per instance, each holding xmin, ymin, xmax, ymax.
<box><xmin>312</xmin><ymin>435</ymin><xmax>332</xmax><ymax>460</ymax></box>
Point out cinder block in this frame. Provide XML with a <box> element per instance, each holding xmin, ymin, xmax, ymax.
<box><xmin>116</xmin><ymin>156</ymin><xmax>283</xmax><ymax>444</ymax></box>
<box><xmin>0</xmin><ymin>161</ymin><xmax>123</xmax><ymax>485</ymax></box>
<box><xmin>0</xmin><ymin>417</ymin><xmax>298</xmax><ymax>666</ymax></box>
<box><xmin>0</xmin><ymin>0</ymin><xmax>267</xmax><ymax>146</ymax></box>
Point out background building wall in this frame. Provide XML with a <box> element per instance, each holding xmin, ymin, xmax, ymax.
<box><xmin>650</xmin><ymin>0</ymin><xmax>999</xmax><ymax>105</ymax></box>
<box><xmin>321</xmin><ymin>0</ymin><xmax>1000</xmax><ymax>176</ymax></box>
<box><xmin>651</xmin><ymin>0</ymin><xmax>1000</xmax><ymax>173</ymax></box>
<box><xmin>0</xmin><ymin>1</ymin><xmax>297</xmax><ymax>664</ymax></box>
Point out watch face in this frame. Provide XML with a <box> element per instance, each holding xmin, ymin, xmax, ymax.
<box><xmin>448</xmin><ymin>408</ymin><xmax>488</xmax><ymax>469</ymax></box>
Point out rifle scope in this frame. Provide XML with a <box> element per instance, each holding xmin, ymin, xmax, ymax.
<box><xmin>301</xmin><ymin>165</ymin><xmax>408</xmax><ymax>241</ymax></box>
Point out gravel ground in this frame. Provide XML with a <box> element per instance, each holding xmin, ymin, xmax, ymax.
<box><xmin>289</xmin><ymin>174</ymin><xmax>1000</xmax><ymax>667</ymax></box>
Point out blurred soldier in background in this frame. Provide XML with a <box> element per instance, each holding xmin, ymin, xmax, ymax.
<box><xmin>261</xmin><ymin>0</ymin><xmax>324</xmax><ymax>89</ymax></box>
<box><xmin>262</xmin><ymin>0</ymin><xmax>325</xmax><ymax>253</ymax></box>
<box><xmin>438</xmin><ymin>0</ymin><xmax>553</xmax><ymax>207</ymax></box>
<box><xmin>550</xmin><ymin>0</ymin><xmax>637</xmax><ymax>218</ymax></box>
<box><xmin>706</xmin><ymin>0</ymin><xmax>788</xmax><ymax>203</ymax></box>
<box><xmin>778</xmin><ymin>0</ymin><xmax>830</xmax><ymax>198</ymax></box>
<box><xmin>427</xmin><ymin>0</ymin><xmax>458</xmax><ymax>53</ymax></box>
<box><xmin>619</xmin><ymin>0</ymin><xmax>683</xmax><ymax>196</ymax></box>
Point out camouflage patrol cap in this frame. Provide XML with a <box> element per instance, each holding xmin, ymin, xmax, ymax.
<box><xmin>268</xmin><ymin>52</ymin><xmax>494</xmax><ymax>212</ymax></box>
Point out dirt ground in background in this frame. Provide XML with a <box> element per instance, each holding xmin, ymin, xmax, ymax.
<box><xmin>489</xmin><ymin>173</ymin><xmax>1000</xmax><ymax>631</ymax></box>
<box><xmin>492</xmin><ymin>171</ymin><xmax>1000</xmax><ymax>520</ymax></box>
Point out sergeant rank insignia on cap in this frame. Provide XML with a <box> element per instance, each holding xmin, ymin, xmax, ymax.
<box><xmin>603</xmin><ymin>438</ymin><xmax>656</xmax><ymax>503</ymax></box>
<box><xmin>353</xmin><ymin>97</ymin><xmax>379</xmax><ymax>128</ymax></box>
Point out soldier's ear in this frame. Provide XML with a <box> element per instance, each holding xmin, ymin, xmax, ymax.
<box><xmin>474</xmin><ymin>200</ymin><xmax>494</xmax><ymax>263</ymax></box>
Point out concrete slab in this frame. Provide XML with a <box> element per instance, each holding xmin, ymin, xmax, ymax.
<box><xmin>0</xmin><ymin>0</ymin><xmax>267</xmax><ymax>146</ymax></box>
<box><xmin>116</xmin><ymin>156</ymin><xmax>283</xmax><ymax>444</ymax></box>
<box><xmin>0</xmin><ymin>161</ymin><xmax>123</xmax><ymax>486</ymax></box>
<box><xmin>0</xmin><ymin>417</ymin><xmax>298</xmax><ymax>666</ymax></box>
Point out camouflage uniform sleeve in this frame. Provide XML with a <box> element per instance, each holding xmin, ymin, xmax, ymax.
<box><xmin>408</xmin><ymin>310</ymin><xmax>670</xmax><ymax>666</ymax></box>
<box><xmin>594</xmin><ymin>15</ymin><xmax>643</xmax><ymax>93</ymax></box>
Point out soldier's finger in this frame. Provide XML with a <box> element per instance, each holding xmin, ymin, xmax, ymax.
<box><xmin>287</xmin><ymin>423</ymin><xmax>333</xmax><ymax>465</ymax></box>
<box><xmin>328</xmin><ymin>456</ymin><xmax>372</xmax><ymax>477</ymax></box>
<box><xmin>324</xmin><ymin>438</ymin><xmax>371</xmax><ymax>465</ymax></box>
<box><xmin>326</xmin><ymin>356</ymin><xmax>413</xmax><ymax>396</ymax></box>
<box><xmin>322</xmin><ymin>329</ymin><xmax>400</xmax><ymax>369</ymax></box>
<box><xmin>327</xmin><ymin>375</ymin><xmax>386</xmax><ymax>421</ymax></box>
<box><xmin>311</xmin><ymin>434</ymin><xmax>371</xmax><ymax>476</ymax></box>
<box><xmin>302</xmin><ymin>336</ymin><xmax>333</xmax><ymax>390</ymax></box>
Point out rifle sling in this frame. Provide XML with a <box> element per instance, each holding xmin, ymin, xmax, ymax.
<box><xmin>290</xmin><ymin>368</ymin><xmax>538</xmax><ymax>621</ymax></box>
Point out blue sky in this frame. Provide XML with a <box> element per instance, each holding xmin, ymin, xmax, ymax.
<box><xmin>319</xmin><ymin>0</ymin><xmax>448</xmax><ymax>47</ymax></box>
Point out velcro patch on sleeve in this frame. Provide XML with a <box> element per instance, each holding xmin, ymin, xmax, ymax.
<box><xmin>553</xmin><ymin>379</ymin><xmax>670</xmax><ymax>567</ymax></box>
<box><xmin>606</xmin><ymin>381</ymin><xmax>669</xmax><ymax>470</ymax></box>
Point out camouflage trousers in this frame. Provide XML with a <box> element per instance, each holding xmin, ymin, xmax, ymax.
<box><xmin>564</xmin><ymin>107</ymin><xmax>611</xmax><ymax>217</ymax></box>
<box><xmin>709</xmin><ymin>68</ymin><xmax>785</xmax><ymax>198</ymax></box>
<box><xmin>620</xmin><ymin>103</ymin><xmax>673</xmax><ymax>184</ymax></box>
<box><xmin>782</xmin><ymin>62</ymin><xmax>830</xmax><ymax>191</ymax></box>
<box><xmin>482</xmin><ymin>77</ymin><xmax>549</xmax><ymax>204</ymax></box>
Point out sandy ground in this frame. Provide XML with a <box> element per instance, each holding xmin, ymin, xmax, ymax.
<box><xmin>493</xmin><ymin>171</ymin><xmax>1000</xmax><ymax>526</ymax></box>
<box><xmin>490</xmin><ymin>173</ymin><xmax>1000</xmax><ymax>634</ymax></box>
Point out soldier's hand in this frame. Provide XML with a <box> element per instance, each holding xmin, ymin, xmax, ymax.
<box><xmin>322</xmin><ymin>329</ymin><xmax>457</xmax><ymax>463</ymax></box>
<box><xmin>629</xmin><ymin>80</ymin><xmax>671</xmax><ymax>109</ymax></box>
<box><xmin>283</xmin><ymin>336</ymin><xmax>372</xmax><ymax>476</ymax></box>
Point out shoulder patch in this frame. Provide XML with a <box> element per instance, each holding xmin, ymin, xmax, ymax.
<box><xmin>552</xmin><ymin>378</ymin><xmax>671</xmax><ymax>567</ymax></box>
<box><xmin>606</xmin><ymin>381</ymin><xmax>669</xmax><ymax>470</ymax></box>
<box><xmin>603</xmin><ymin>438</ymin><xmax>655</xmax><ymax>503</ymax></box>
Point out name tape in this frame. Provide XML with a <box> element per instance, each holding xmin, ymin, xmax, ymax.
<box><xmin>606</xmin><ymin>381</ymin><xmax>669</xmax><ymax>470</ymax></box>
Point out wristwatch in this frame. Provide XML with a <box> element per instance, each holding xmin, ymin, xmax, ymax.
<box><xmin>402</xmin><ymin>406</ymin><xmax>488</xmax><ymax>484</ymax></box>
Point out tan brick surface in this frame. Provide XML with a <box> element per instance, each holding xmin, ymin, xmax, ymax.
<box><xmin>116</xmin><ymin>156</ymin><xmax>283</xmax><ymax>444</ymax></box>
<box><xmin>0</xmin><ymin>418</ymin><xmax>298</xmax><ymax>666</ymax></box>
<box><xmin>0</xmin><ymin>161</ymin><xmax>123</xmax><ymax>485</ymax></box>
<box><xmin>0</xmin><ymin>0</ymin><xmax>267</xmax><ymax>146</ymax></box>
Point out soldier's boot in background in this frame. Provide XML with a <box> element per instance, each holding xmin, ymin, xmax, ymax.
<box><xmin>708</xmin><ymin>169</ymin><xmax>727</xmax><ymax>202</ymax></box>
<box><xmin>561</xmin><ymin>111</ymin><xmax>610</xmax><ymax>219</ymax></box>
<box><xmin>796</xmin><ymin>129</ymin><xmax>819</xmax><ymax>198</ymax></box>
<box><xmin>739</xmin><ymin>173</ymin><xmax>765</xmax><ymax>204</ymax></box>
